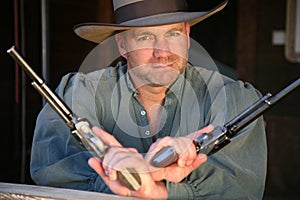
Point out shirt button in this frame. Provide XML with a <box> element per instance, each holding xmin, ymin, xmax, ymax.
<box><xmin>145</xmin><ymin>130</ymin><xmax>150</xmax><ymax>136</ymax></box>
<box><xmin>140</xmin><ymin>110</ymin><xmax>146</xmax><ymax>116</ymax></box>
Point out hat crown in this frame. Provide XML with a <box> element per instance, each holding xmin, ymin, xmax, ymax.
<box><xmin>74</xmin><ymin>0</ymin><xmax>228</xmax><ymax>43</ymax></box>
<box><xmin>112</xmin><ymin>0</ymin><xmax>188</xmax><ymax>24</ymax></box>
<box><xmin>113</xmin><ymin>0</ymin><xmax>144</xmax><ymax>11</ymax></box>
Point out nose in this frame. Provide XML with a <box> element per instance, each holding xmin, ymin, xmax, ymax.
<box><xmin>153</xmin><ymin>39</ymin><xmax>172</xmax><ymax>58</ymax></box>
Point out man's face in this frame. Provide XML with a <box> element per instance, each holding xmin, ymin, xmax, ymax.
<box><xmin>116</xmin><ymin>22</ymin><xmax>190</xmax><ymax>88</ymax></box>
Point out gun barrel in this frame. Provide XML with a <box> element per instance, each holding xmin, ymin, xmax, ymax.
<box><xmin>151</xmin><ymin>78</ymin><xmax>300</xmax><ymax>168</ymax></box>
<box><xmin>229</xmin><ymin>78</ymin><xmax>300</xmax><ymax>134</ymax></box>
<box><xmin>224</xmin><ymin>93</ymin><xmax>272</xmax><ymax>131</ymax></box>
<box><xmin>7</xmin><ymin>46</ymin><xmax>75</xmax><ymax>128</ymax></box>
<box><xmin>269</xmin><ymin>78</ymin><xmax>300</xmax><ymax>105</ymax></box>
<box><xmin>7</xmin><ymin>46</ymin><xmax>142</xmax><ymax>191</ymax></box>
<box><xmin>7</xmin><ymin>46</ymin><xmax>44</xmax><ymax>84</ymax></box>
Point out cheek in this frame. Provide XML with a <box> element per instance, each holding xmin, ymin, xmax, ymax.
<box><xmin>127</xmin><ymin>49</ymin><xmax>154</xmax><ymax>65</ymax></box>
<box><xmin>169</xmin><ymin>40</ymin><xmax>189</xmax><ymax>59</ymax></box>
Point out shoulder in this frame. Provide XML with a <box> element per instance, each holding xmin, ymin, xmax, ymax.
<box><xmin>185</xmin><ymin>65</ymin><xmax>234</xmax><ymax>91</ymax></box>
<box><xmin>223</xmin><ymin>80</ymin><xmax>262</xmax><ymax>115</ymax></box>
<box><xmin>185</xmin><ymin>65</ymin><xmax>262</xmax><ymax>125</ymax></box>
<box><xmin>56</xmin><ymin>63</ymin><xmax>127</xmax><ymax>95</ymax></box>
<box><xmin>185</xmin><ymin>64</ymin><xmax>261</xmax><ymax>99</ymax></box>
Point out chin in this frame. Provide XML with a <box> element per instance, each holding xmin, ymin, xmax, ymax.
<box><xmin>151</xmin><ymin>72</ymin><xmax>180</xmax><ymax>86</ymax></box>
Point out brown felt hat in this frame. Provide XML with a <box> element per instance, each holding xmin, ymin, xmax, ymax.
<box><xmin>74</xmin><ymin>0</ymin><xmax>228</xmax><ymax>43</ymax></box>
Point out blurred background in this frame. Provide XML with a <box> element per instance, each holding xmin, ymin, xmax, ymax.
<box><xmin>0</xmin><ymin>0</ymin><xmax>299</xmax><ymax>199</ymax></box>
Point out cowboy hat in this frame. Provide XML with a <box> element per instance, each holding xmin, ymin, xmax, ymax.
<box><xmin>74</xmin><ymin>0</ymin><xmax>228</xmax><ymax>43</ymax></box>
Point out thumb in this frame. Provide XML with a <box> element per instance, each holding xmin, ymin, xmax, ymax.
<box><xmin>192</xmin><ymin>153</ymin><xmax>207</xmax><ymax>168</ymax></box>
<box><xmin>92</xmin><ymin>126</ymin><xmax>122</xmax><ymax>147</ymax></box>
<box><xmin>191</xmin><ymin>125</ymin><xmax>215</xmax><ymax>140</ymax></box>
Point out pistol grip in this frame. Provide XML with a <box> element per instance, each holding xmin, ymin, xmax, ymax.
<box><xmin>117</xmin><ymin>168</ymin><xmax>141</xmax><ymax>191</ymax></box>
<box><xmin>151</xmin><ymin>146</ymin><xmax>178</xmax><ymax>168</ymax></box>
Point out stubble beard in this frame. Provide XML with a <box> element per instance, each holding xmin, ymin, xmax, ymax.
<box><xmin>127</xmin><ymin>55</ymin><xmax>188</xmax><ymax>88</ymax></box>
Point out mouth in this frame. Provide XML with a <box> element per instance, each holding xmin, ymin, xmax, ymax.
<box><xmin>151</xmin><ymin>63</ymin><xmax>173</xmax><ymax>69</ymax></box>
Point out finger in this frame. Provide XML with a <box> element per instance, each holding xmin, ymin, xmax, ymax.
<box><xmin>166</xmin><ymin>137</ymin><xmax>193</xmax><ymax>167</ymax></box>
<box><xmin>148</xmin><ymin>137</ymin><xmax>193</xmax><ymax>167</ymax></box>
<box><xmin>88</xmin><ymin>157</ymin><xmax>111</xmax><ymax>184</ymax></box>
<box><xmin>92</xmin><ymin>126</ymin><xmax>122</xmax><ymax>147</ymax></box>
<box><xmin>191</xmin><ymin>125</ymin><xmax>215</xmax><ymax>139</ymax></box>
<box><xmin>102</xmin><ymin>163</ymin><xmax>118</xmax><ymax>181</ymax></box>
<box><xmin>147</xmin><ymin>137</ymin><xmax>172</xmax><ymax>153</ymax></box>
<box><xmin>192</xmin><ymin>153</ymin><xmax>207</xmax><ymax>168</ymax></box>
<box><xmin>146</xmin><ymin>137</ymin><xmax>173</xmax><ymax>161</ymax></box>
<box><xmin>127</xmin><ymin>147</ymin><xmax>139</xmax><ymax>153</ymax></box>
<box><xmin>104</xmin><ymin>147</ymin><xmax>146</xmax><ymax>173</ymax></box>
<box><xmin>88</xmin><ymin>157</ymin><xmax>133</xmax><ymax>196</ymax></box>
<box><xmin>104</xmin><ymin>146</ymin><xmax>138</xmax><ymax>165</ymax></box>
<box><xmin>150</xmin><ymin>167</ymin><xmax>165</xmax><ymax>181</ymax></box>
<box><xmin>184</xmin><ymin>140</ymin><xmax>198</xmax><ymax>166</ymax></box>
<box><xmin>107</xmin><ymin>167</ymin><xmax>118</xmax><ymax>181</ymax></box>
<box><xmin>177</xmin><ymin>125</ymin><xmax>213</xmax><ymax>166</ymax></box>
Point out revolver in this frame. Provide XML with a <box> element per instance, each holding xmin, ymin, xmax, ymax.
<box><xmin>7</xmin><ymin>46</ymin><xmax>141</xmax><ymax>191</ymax></box>
<box><xmin>151</xmin><ymin>78</ymin><xmax>300</xmax><ymax>167</ymax></box>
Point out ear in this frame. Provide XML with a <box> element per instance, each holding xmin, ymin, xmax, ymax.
<box><xmin>115</xmin><ymin>33</ymin><xmax>128</xmax><ymax>59</ymax></box>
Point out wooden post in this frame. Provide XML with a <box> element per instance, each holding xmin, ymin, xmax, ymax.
<box><xmin>236</xmin><ymin>0</ymin><xmax>259</xmax><ymax>83</ymax></box>
<box><xmin>97</xmin><ymin>0</ymin><xmax>114</xmax><ymax>23</ymax></box>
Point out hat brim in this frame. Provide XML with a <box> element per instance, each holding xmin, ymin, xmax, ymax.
<box><xmin>74</xmin><ymin>0</ymin><xmax>228</xmax><ymax>43</ymax></box>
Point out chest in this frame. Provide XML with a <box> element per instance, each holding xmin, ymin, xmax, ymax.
<box><xmin>100</xmin><ymin>92</ymin><xmax>206</xmax><ymax>153</ymax></box>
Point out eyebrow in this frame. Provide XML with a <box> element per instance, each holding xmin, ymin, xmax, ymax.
<box><xmin>134</xmin><ymin>30</ymin><xmax>154</xmax><ymax>36</ymax></box>
<box><xmin>133</xmin><ymin>26</ymin><xmax>185</xmax><ymax>37</ymax></box>
<box><xmin>167</xmin><ymin>27</ymin><xmax>184</xmax><ymax>33</ymax></box>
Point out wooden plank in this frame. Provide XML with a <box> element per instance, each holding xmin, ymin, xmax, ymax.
<box><xmin>0</xmin><ymin>182</ymin><xmax>139</xmax><ymax>200</ymax></box>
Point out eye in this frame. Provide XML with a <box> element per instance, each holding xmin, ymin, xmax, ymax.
<box><xmin>137</xmin><ymin>35</ymin><xmax>153</xmax><ymax>41</ymax></box>
<box><xmin>168</xmin><ymin>31</ymin><xmax>181</xmax><ymax>37</ymax></box>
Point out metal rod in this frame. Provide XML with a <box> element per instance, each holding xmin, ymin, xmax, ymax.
<box><xmin>7</xmin><ymin>47</ymin><xmax>74</xmax><ymax>128</ymax></box>
<box><xmin>225</xmin><ymin>93</ymin><xmax>272</xmax><ymax>129</ymax></box>
<box><xmin>229</xmin><ymin>78</ymin><xmax>300</xmax><ymax>134</ymax></box>
<box><xmin>8</xmin><ymin>47</ymin><xmax>44</xmax><ymax>84</ymax></box>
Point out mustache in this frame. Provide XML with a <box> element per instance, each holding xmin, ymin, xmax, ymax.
<box><xmin>149</xmin><ymin>55</ymin><xmax>186</xmax><ymax>65</ymax></box>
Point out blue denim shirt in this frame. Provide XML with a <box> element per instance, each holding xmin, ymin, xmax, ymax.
<box><xmin>30</xmin><ymin>63</ymin><xmax>267</xmax><ymax>199</ymax></box>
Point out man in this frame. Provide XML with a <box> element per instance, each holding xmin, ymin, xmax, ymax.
<box><xmin>30</xmin><ymin>0</ymin><xmax>267</xmax><ymax>199</ymax></box>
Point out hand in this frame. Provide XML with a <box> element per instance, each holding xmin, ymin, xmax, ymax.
<box><xmin>146</xmin><ymin>125</ymin><xmax>214</xmax><ymax>183</ymax></box>
<box><xmin>88</xmin><ymin>126</ymin><xmax>168</xmax><ymax>199</ymax></box>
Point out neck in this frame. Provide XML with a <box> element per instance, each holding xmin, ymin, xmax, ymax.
<box><xmin>136</xmin><ymin>85</ymin><xmax>167</xmax><ymax>136</ymax></box>
<box><xmin>136</xmin><ymin>85</ymin><xmax>167</xmax><ymax>105</ymax></box>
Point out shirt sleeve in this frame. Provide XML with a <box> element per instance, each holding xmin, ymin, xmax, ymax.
<box><xmin>166</xmin><ymin>80</ymin><xmax>267</xmax><ymax>200</ymax></box>
<box><xmin>30</xmin><ymin>73</ymin><xmax>112</xmax><ymax>194</ymax></box>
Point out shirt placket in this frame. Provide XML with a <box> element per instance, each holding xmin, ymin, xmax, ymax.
<box><xmin>131</xmin><ymin>92</ymin><xmax>154</xmax><ymax>151</ymax></box>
